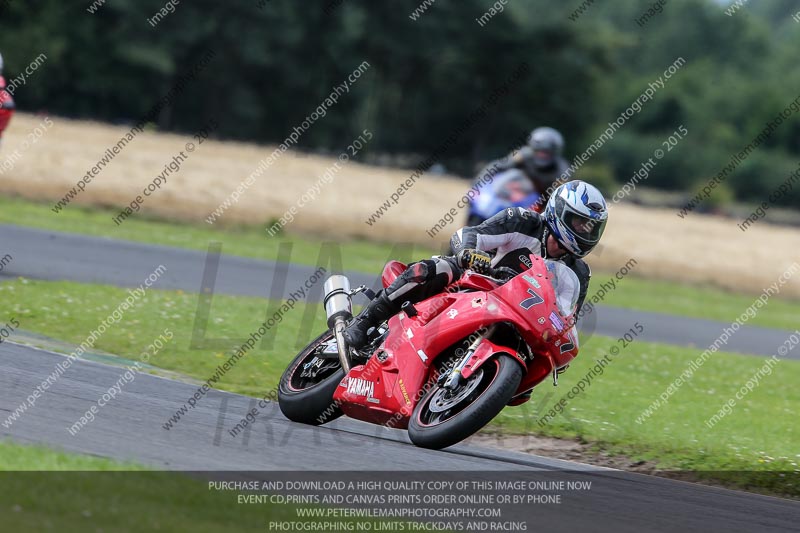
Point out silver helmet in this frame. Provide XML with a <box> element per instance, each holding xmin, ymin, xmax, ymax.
<box><xmin>528</xmin><ymin>127</ymin><xmax>564</xmax><ymax>169</ymax></box>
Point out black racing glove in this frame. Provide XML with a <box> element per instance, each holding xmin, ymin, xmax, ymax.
<box><xmin>457</xmin><ymin>249</ymin><xmax>492</xmax><ymax>274</ymax></box>
<box><xmin>490</xmin><ymin>266</ymin><xmax>518</xmax><ymax>281</ymax></box>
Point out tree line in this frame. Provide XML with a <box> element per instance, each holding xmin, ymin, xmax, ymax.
<box><xmin>1</xmin><ymin>0</ymin><xmax>798</xmax><ymax>208</ymax></box>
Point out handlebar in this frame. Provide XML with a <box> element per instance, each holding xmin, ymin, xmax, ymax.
<box><xmin>487</xmin><ymin>266</ymin><xmax>518</xmax><ymax>283</ymax></box>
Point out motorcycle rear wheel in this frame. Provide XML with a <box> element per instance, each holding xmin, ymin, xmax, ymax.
<box><xmin>408</xmin><ymin>354</ymin><xmax>522</xmax><ymax>450</ymax></box>
<box><xmin>278</xmin><ymin>329</ymin><xmax>345</xmax><ymax>426</ymax></box>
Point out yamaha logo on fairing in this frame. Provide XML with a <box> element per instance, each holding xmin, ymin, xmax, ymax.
<box><xmin>346</xmin><ymin>378</ymin><xmax>375</xmax><ymax>397</ymax></box>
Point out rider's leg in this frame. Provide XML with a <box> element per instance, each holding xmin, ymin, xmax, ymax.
<box><xmin>343</xmin><ymin>257</ymin><xmax>462</xmax><ymax>349</ymax></box>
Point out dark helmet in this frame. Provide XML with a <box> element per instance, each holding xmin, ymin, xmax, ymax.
<box><xmin>528</xmin><ymin>127</ymin><xmax>564</xmax><ymax>169</ymax></box>
<box><xmin>544</xmin><ymin>180</ymin><xmax>608</xmax><ymax>258</ymax></box>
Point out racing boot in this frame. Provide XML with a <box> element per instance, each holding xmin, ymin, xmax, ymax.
<box><xmin>342</xmin><ymin>290</ymin><xmax>398</xmax><ymax>350</ymax></box>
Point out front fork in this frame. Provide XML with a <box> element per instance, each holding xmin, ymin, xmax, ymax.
<box><xmin>440</xmin><ymin>324</ymin><xmax>497</xmax><ymax>390</ymax></box>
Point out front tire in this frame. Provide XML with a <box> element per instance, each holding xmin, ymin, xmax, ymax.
<box><xmin>408</xmin><ymin>354</ymin><xmax>522</xmax><ymax>450</ymax></box>
<box><xmin>278</xmin><ymin>330</ymin><xmax>345</xmax><ymax>425</ymax></box>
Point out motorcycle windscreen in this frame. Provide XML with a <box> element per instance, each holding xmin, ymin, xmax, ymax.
<box><xmin>545</xmin><ymin>260</ymin><xmax>580</xmax><ymax>317</ymax></box>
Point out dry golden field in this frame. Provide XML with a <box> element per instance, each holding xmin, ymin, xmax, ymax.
<box><xmin>2</xmin><ymin>113</ymin><xmax>799</xmax><ymax>297</ymax></box>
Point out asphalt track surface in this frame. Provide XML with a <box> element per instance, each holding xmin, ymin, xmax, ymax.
<box><xmin>1</xmin><ymin>224</ymin><xmax>795</xmax><ymax>358</ymax></box>
<box><xmin>2</xmin><ymin>341</ymin><xmax>799</xmax><ymax>532</ymax></box>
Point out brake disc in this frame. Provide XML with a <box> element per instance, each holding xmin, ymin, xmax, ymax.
<box><xmin>427</xmin><ymin>368</ymin><xmax>484</xmax><ymax>413</ymax></box>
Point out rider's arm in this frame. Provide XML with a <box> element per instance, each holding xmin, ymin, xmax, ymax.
<box><xmin>451</xmin><ymin>207</ymin><xmax>543</xmax><ymax>256</ymax></box>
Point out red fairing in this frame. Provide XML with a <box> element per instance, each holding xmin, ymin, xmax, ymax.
<box><xmin>334</xmin><ymin>254</ymin><xmax>581</xmax><ymax>428</ymax></box>
<box><xmin>0</xmin><ymin>76</ymin><xmax>15</xmax><ymax>136</ymax></box>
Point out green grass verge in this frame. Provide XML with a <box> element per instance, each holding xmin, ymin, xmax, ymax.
<box><xmin>0</xmin><ymin>278</ymin><xmax>320</xmax><ymax>397</ymax></box>
<box><xmin>1</xmin><ymin>195</ymin><xmax>798</xmax><ymax>329</ymax></box>
<box><xmin>491</xmin><ymin>335</ymin><xmax>800</xmax><ymax>496</ymax></box>
<box><xmin>2</xmin><ymin>278</ymin><xmax>798</xmax><ymax>496</ymax></box>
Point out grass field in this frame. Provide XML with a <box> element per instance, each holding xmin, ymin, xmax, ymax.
<box><xmin>491</xmin><ymin>337</ymin><xmax>800</xmax><ymax>495</ymax></box>
<box><xmin>2</xmin><ymin>278</ymin><xmax>798</xmax><ymax>495</ymax></box>
<box><xmin>2</xmin><ymin>113</ymin><xmax>800</xmax><ymax>297</ymax></box>
<box><xmin>1</xmin><ymin>195</ymin><xmax>798</xmax><ymax>330</ymax></box>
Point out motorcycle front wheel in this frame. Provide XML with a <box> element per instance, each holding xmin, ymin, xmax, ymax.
<box><xmin>408</xmin><ymin>354</ymin><xmax>522</xmax><ymax>450</ymax></box>
<box><xmin>278</xmin><ymin>329</ymin><xmax>345</xmax><ymax>426</ymax></box>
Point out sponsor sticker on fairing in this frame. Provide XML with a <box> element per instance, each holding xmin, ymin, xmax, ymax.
<box><xmin>549</xmin><ymin>311</ymin><xmax>565</xmax><ymax>331</ymax></box>
<box><xmin>323</xmin><ymin>343</ymin><xmax>339</xmax><ymax>354</ymax></box>
<box><xmin>523</xmin><ymin>274</ymin><xmax>541</xmax><ymax>289</ymax></box>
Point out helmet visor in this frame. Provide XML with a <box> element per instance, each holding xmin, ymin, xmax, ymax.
<box><xmin>533</xmin><ymin>149</ymin><xmax>554</xmax><ymax>167</ymax></box>
<box><xmin>563</xmin><ymin>209</ymin><xmax>606</xmax><ymax>245</ymax></box>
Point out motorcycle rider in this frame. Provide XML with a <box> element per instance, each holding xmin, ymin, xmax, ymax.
<box><xmin>0</xmin><ymin>53</ymin><xmax>15</xmax><ymax>150</ymax></box>
<box><xmin>488</xmin><ymin>126</ymin><xmax>572</xmax><ymax>208</ymax></box>
<box><xmin>343</xmin><ymin>180</ymin><xmax>608</xmax><ymax>350</ymax></box>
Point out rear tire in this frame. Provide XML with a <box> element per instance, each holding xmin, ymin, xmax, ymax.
<box><xmin>408</xmin><ymin>354</ymin><xmax>522</xmax><ymax>450</ymax></box>
<box><xmin>278</xmin><ymin>330</ymin><xmax>345</xmax><ymax>426</ymax></box>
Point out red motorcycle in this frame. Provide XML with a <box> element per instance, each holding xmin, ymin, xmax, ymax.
<box><xmin>278</xmin><ymin>252</ymin><xmax>581</xmax><ymax>450</ymax></box>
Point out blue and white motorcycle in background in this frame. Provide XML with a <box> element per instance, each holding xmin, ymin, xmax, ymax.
<box><xmin>466</xmin><ymin>169</ymin><xmax>541</xmax><ymax>226</ymax></box>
